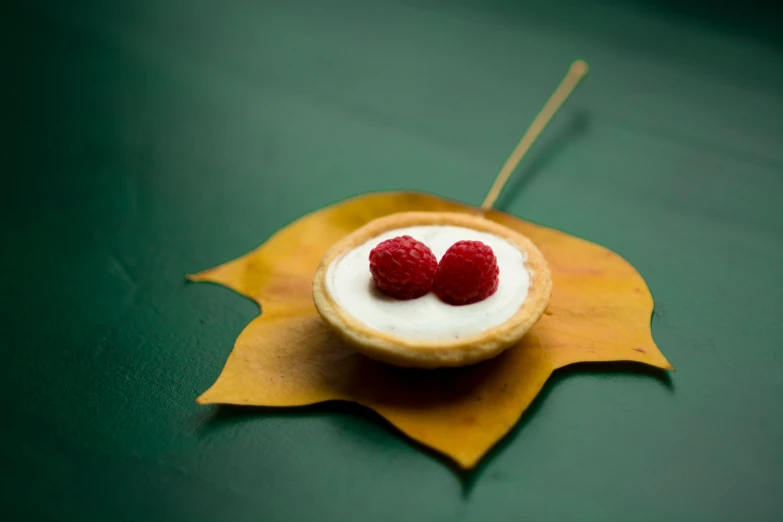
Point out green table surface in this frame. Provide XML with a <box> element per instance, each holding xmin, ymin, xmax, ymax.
<box><xmin>3</xmin><ymin>0</ymin><xmax>782</xmax><ymax>521</ymax></box>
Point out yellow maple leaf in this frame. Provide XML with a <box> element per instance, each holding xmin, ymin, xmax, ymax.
<box><xmin>188</xmin><ymin>191</ymin><xmax>672</xmax><ymax>469</ymax></box>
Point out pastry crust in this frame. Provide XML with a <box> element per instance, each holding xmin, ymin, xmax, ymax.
<box><xmin>312</xmin><ymin>212</ymin><xmax>552</xmax><ymax>368</ymax></box>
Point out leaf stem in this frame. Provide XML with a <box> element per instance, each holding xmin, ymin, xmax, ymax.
<box><xmin>481</xmin><ymin>59</ymin><xmax>589</xmax><ymax>210</ymax></box>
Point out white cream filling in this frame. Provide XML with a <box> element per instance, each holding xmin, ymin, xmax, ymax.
<box><xmin>325</xmin><ymin>225</ymin><xmax>530</xmax><ymax>341</ymax></box>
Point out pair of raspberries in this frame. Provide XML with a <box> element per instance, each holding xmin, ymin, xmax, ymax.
<box><xmin>369</xmin><ymin>235</ymin><xmax>499</xmax><ymax>305</ymax></box>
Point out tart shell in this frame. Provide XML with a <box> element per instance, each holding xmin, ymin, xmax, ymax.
<box><xmin>312</xmin><ymin>211</ymin><xmax>552</xmax><ymax>368</ymax></box>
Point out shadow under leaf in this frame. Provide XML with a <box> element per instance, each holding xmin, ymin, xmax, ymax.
<box><xmin>197</xmin><ymin>356</ymin><xmax>672</xmax><ymax>488</ymax></box>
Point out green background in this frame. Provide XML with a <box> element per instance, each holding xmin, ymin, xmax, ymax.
<box><xmin>3</xmin><ymin>1</ymin><xmax>782</xmax><ymax>521</ymax></box>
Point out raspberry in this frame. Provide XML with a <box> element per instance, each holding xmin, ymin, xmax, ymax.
<box><xmin>433</xmin><ymin>240</ymin><xmax>499</xmax><ymax>305</ymax></box>
<box><xmin>369</xmin><ymin>235</ymin><xmax>438</xmax><ymax>300</ymax></box>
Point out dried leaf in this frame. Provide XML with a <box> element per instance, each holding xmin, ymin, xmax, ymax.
<box><xmin>188</xmin><ymin>191</ymin><xmax>671</xmax><ymax>468</ymax></box>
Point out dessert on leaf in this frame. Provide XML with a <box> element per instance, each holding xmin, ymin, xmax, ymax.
<box><xmin>186</xmin><ymin>59</ymin><xmax>673</xmax><ymax>470</ymax></box>
<box><xmin>312</xmin><ymin>211</ymin><xmax>552</xmax><ymax>368</ymax></box>
<box><xmin>310</xmin><ymin>60</ymin><xmax>591</xmax><ymax>369</ymax></box>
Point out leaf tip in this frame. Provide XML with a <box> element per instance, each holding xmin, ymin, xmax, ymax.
<box><xmin>454</xmin><ymin>454</ymin><xmax>481</xmax><ymax>471</ymax></box>
<box><xmin>654</xmin><ymin>352</ymin><xmax>674</xmax><ymax>372</ymax></box>
<box><xmin>195</xmin><ymin>391</ymin><xmax>215</xmax><ymax>405</ymax></box>
<box><xmin>439</xmin><ymin>444</ymin><xmax>495</xmax><ymax>471</ymax></box>
<box><xmin>186</xmin><ymin>271</ymin><xmax>211</xmax><ymax>283</ymax></box>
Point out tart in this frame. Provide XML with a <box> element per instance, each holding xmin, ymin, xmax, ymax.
<box><xmin>312</xmin><ymin>212</ymin><xmax>552</xmax><ymax>368</ymax></box>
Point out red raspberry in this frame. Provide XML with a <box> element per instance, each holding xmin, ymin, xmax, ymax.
<box><xmin>433</xmin><ymin>240</ymin><xmax>499</xmax><ymax>305</ymax></box>
<box><xmin>369</xmin><ymin>235</ymin><xmax>438</xmax><ymax>300</ymax></box>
